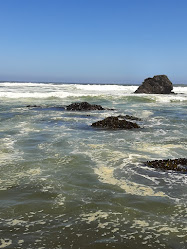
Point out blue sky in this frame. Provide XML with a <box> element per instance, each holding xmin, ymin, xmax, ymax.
<box><xmin>0</xmin><ymin>0</ymin><xmax>187</xmax><ymax>84</ymax></box>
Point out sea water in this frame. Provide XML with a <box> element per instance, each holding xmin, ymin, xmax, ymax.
<box><xmin>0</xmin><ymin>82</ymin><xmax>186</xmax><ymax>248</ymax></box>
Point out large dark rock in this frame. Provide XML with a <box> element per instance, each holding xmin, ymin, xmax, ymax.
<box><xmin>91</xmin><ymin>116</ymin><xmax>140</xmax><ymax>129</ymax></box>
<box><xmin>66</xmin><ymin>102</ymin><xmax>105</xmax><ymax>111</ymax></box>
<box><xmin>135</xmin><ymin>75</ymin><xmax>173</xmax><ymax>94</ymax></box>
<box><xmin>145</xmin><ymin>158</ymin><xmax>187</xmax><ymax>172</ymax></box>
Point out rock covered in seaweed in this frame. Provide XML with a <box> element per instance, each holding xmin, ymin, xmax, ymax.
<box><xmin>145</xmin><ymin>158</ymin><xmax>187</xmax><ymax>172</ymax></box>
<box><xmin>66</xmin><ymin>102</ymin><xmax>105</xmax><ymax>111</ymax></box>
<box><xmin>135</xmin><ymin>75</ymin><xmax>173</xmax><ymax>94</ymax></box>
<box><xmin>91</xmin><ymin>116</ymin><xmax>140</xmax><ymax>129</ymax></box>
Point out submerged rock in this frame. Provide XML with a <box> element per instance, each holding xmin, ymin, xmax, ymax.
<box><xmin>145</xmin><ymin>158</ymin><xmax>187</xmax><ymax>172</ymax></box>
<box><xmin>91</xmin><ymin>116</ymin><xmax>140</xmax><ymax>129</ymax></box>
<box><xmin>135</xmin><ymin>75</ymin><xmax>173</xmax><ymax>94</ymax></box>
<box><xmin>26</xmin><ymin>105</ymin><xmax>41</xmax><ymax>108</ymax></box>
<box><xmin>66</xmin><ymin>102</ymin><xmax>105</xmax><ymax>111</ymax></box>
<box><xmin>117</xmin><ymin>115</ymin><xmax>142</xmax><ymax>121</ymax></box>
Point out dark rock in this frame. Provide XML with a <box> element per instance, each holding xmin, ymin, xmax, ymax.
<box><xmin>145</xmin><ymin>158</ymin><xmax>187</xmax><ymax>172</ymax></box>
<box><xmin>106</xmin><ymin>108</ymin><xmax>115</xmax><ymax>111</ymax></box>
<box><xmin>26</xmin><ymin>105</ymin><xmax>65</xmax><ymax>111</ymax></box>
<box><xmin>135</xmin><ymin>75</ymin><xmax>173</xmax><ymax>94</ymax></box>
<box><xmin>117</xmin><ymin>115</ymin><xmax>142</xmax><ymax>121</ymax></box>
<box><xmin>47</xmin><ymin>106</ymin><xmax>65</xmax><ymax>111</ymax></box>
<box><xmin>26</xmin><ymin>105</ymin><xmax>41</xmax><ymax>108</ymax></box>
<box><xmin>66</xmin><ymin>102</ymin><xmax>105</xmax><ymax>111</ymax></box>
<box><xmin>91</xmin><ymin>116</ymin><xmax>140</xmax><ymax>129</ymax></box>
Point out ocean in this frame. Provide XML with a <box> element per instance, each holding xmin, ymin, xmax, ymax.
<box><xmin>0</xmin><ymin>82</ymin><xmax>186</xmax><ymax>249</ymax></box>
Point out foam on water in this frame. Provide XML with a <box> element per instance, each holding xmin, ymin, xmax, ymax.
<box><xmin>173</xmin><ymin>86</ymin><xmax>187</xmax><ymax>94</ymax></box>
<box><xmin>0</xmin><ymin>239</ymin><xmax>12</xmax><ymax>248</ymax></box>
<box><xmin>0</xmin><ymin>91</ymin><xmax>85</xmax><ymax>99</ymax></box>
<box><xmin>75</xmin><ymin>84</ymin><xmax>137</xmax><ymax>94</ymax></box>
<box><xmin>133</xmin><ymin>142</ymin><xmax>185</xmax><ymax>158</ymax></box>
<box><xmin>0</xmin><ymin>82</ymin><xmax>187</xmax><ymax>103</ymax></box>
<box><xmin>94</xmin><ymin>165</ymin><xmax>166</xmax><ymax>197</ymax></box>
<box><xmin>0</xmin><ymin>137</ymin><xmax>22</xmax><ymax>166</ymax></box>
<box><xmin>84</xmin><ymin>144</ymin><xmax>166</xmax><ymax>197</ymax></box>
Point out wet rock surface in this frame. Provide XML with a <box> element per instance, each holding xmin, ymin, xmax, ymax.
<box><xmin>135</xmin><ymin>75</ymin><xmax>173</xmax><ymax>94</ymax></box>
<box><xmin>66</xmin><ymin>102</ymin><xmax>105</xmax><ymax>111</ymax></box>
<box><xmin>91</xmin><ymin>116</ymin><xmax>140</xmax><ymax>129</ymax></box>
<box><xmin>145</xmin><ymin>158</ymin><xmax>187</xmax><ymax>172</ymax></box>
<box><xmin>26</xmin><ymin>105</ymin><xmax>41</xmax><ymax>108</ymax></box>
<box><xmin>26</xmin><ymin>105</ymin><xmax>65</xmax><ymax>111</ymax></box>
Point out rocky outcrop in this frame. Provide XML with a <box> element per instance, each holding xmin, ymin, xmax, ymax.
<box><xmin>145</xmin><ymin>158</ymin><xmax>187</xmax><ymax>172</ymax></box>
<box><xmin>91</xmin><ymin>116</ymin><xmax>140</xmax><ymax>129</ymax></box>
<box><xmin>135</xmin><ymin>75</ymin><xmax>173</xmax><ymax>94</ymax></box>
<box><xmin>66</xmin><ymin>102</ymin><xmax>105</xmax><ymax>111</ymax></box>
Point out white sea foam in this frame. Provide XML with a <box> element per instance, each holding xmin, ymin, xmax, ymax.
<box><xmin>0</xmin><ymin>239</ymin><xmax>12</xmax><ymax>248</ymax></box>
<box><xmin>0</xmin><ymin>91</ymin><xmax>84</xmax><ymax>99</ymax></box>
<box><xmin>173</xmin><ymin>86</ymin><xmax>187</xmax><ymax>94</ymax></box>
<box><xmin>75</xmin><ymin>84</ymin><xmax>137</xmax><ymax>94</ymax></box>
<box><xmin>154</xmin><ymin>94</ymin><xmax>187</xmax><ymax>102</ymax></box>
<box><xmin>83</xmin><ymin>144</ymin><xmax>167</xmax><ymax>197</ymax></box>
<box><xmin>0</xmin><ymin>82</ymin><xmax>187</xmax><ymax>101</ymax></box>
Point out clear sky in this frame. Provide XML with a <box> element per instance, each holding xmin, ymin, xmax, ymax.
<box><xmin>0</xmin><ymin>0</ymin><xmax>187</xmax><ymax>84</ymax></box>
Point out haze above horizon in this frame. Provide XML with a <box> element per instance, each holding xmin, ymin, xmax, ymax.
<box><xmin>0</xmin><ymin>0</ymin><xmax>187</xmax><ymax>84</ymax></box>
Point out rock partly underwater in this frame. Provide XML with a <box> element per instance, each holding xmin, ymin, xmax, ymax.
<box><xmin>145</xmin><ymin>158</ymin><xmax>187</xmax><ymax>172</ymax></box>
<box><xmin>91</xmin><ymin>116</ymin><xmax>140</xmax><ymax>129</ymax></box>
<box><xmin>66</xmin><ymin>102</ymin><xmax>105</xmax><ymax>111</ymax></box>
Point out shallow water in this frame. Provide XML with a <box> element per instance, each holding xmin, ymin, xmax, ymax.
<box><xmin>0</xmin><ymin>82</ymin><xmax>187</xmax><ymax>248</ymax></box>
